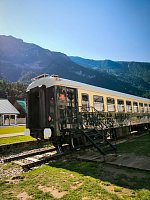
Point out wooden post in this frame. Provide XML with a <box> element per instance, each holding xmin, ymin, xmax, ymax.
<box><xmin>2</xmin><ymin>114</ymin><xmax>5</xmax><ymax>126</ymax></box>
<box><xmin>15</xmin><ymin>114</ymin><xmax>17</xmax><ymax>125</ymax></box>
<box><xmin>9</xmin><ymin>115</ymin><xmax>11</xmax><ymax>125</ymax></box>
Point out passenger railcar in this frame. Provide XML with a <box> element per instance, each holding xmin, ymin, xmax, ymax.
<box><xmin>25</xmin><ymin>74</ymin><xmax>150</xmax><ymax>147</ymax></box>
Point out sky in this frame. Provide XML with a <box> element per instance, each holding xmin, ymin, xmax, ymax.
<box><xmin>0</xmin><ymin>0</ymin><xmax>150</xmax><ymax>62</ymax></box>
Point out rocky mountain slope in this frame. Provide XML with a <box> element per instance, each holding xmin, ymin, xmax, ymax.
<box><xmin>0</xmin><ymin>35</ymin><xmax>150</xmax><ymax>98</ymax></box>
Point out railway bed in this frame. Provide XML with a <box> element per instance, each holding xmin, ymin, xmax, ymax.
<box><xmin>14</xmin><ymin>150</ymin><xmax>61</xmax><ymax>171</ymax></box>
<box><xmin>12</xmin><ymin>145</ymin><xmax>72</xmax><ymax>171</ymax></box>
<box><xmin>0</xmin><ymin>139</ymin><xmax>50</xmax><ymax>155</ymax></box>
<box><xmin>1</xmin><ymin>146</ymin><xmax>58</xmax><ymax>163</ymax></box>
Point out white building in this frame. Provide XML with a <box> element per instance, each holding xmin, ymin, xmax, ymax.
<box><xmin>0</xmin><ymin>99</ymin><xmax>20</xmax><ymax>126</ymax></box>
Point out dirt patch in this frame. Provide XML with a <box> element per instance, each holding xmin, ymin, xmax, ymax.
<box><xmin>70</xmin><ymin>181</ymin><xmax>83</xmax><ymax>190</ymax></box>
<box><xmin>82</xmin><ymin>197</ymin><xmax>89</xmax><ymax>200</ymax></box>
<box><xmin>5</xmin><ymin>175</ymin><xmax>24</xmax><ymax>184</ymax></box>
<box><xmin>101</xmin><ymin>182</ymin><xmax>132</xmax><ymax>197</ymax></box>
<box><xmin>69</xmin><ymin>173</ymin><xmax>75</xmax><ymax>178</ymax></box>
<box><xmin>38</xmin><ymin>185</ymin><xmax>67</xmax><ymax>199</ymax></box>
<box><xmin>60</xmin><ymin>171</ymin><xmax>75</xmax><ymax>178</ymax></box>
<box><xmin>17</xmin><ymin>191</ymin><xmax>31</xmax><ymax>200</ymax></box>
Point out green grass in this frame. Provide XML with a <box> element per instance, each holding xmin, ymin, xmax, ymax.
<box><xmin>114</xmin><ymin>187</ymin><xmax>122</xmax><ymax>192</ymax></box>
<box><xmin>0</xmin><ymin>161</ymin><xmax>150</xmax><ymax>200</ymax></box>
<box><xmin>0</xmin><ymin>126</ymin><xmax>25</xmax><ymax>135</ymax></box>
<box><xmin>0</xmin><ymin>132</ymin><xmax>150</xmax><ymax>199</ymax></box>
<box><xmin>0</xmin><ymin>135</ymin><xmax>35</xmax><ymax>145</ymax></box>
<box><xmin>116</xmin><ymin>133</ymin><xmax>150</xmax><ymax>156</ymax></box>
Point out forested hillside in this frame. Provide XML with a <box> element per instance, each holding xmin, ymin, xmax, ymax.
<box><xmin>70</xmin><ymin>56</ymin><xmax>150</xmax><ymax>98</ymax></box>
<box><xmin>0</xmin><ymin>79</ymin><xmax>26</xmax><ymax>100</ymax></box>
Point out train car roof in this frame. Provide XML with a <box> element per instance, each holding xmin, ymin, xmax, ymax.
<box><xmin>27</xmin><ymin>74</ymin><xmax>150</xmax><ymax>103</ymax></box>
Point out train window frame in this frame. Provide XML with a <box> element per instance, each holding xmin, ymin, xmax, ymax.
<box><xmin>117</xmin><ymin>99</ymin><xmax>125</xmax><ymax>112</ymax></box>
<box><xmin>126</xmin><ymin>101</ymin><xmax>132</xmax><ymax>112</ymax></box>
<box><xmin>144</xmin><ymin>104</ymin><xmax>148</xmax><ymax>113</ymax></box>
<box><xmin>93</xmin><ymin>95</ymin><xmax>104</xmax><ymax>112</ymax></box>
<box><xmin>107</xmin><ymin>97</ymin><xmax>115</xmax><ymax>112</ymax></box>
<box><xmin>66</xmin><ymin>88</ymin><xmax>75</xmax><ymax>103</ymax></box>
<box><xmin>139</xmin><ymin>103</ymin><xmax>144</xmax><ymax>113</ymax></box>
<box><xmin>48</xmin><ymin>86</ymin><xmax>55</xmax><ymax>115</ymax></box>
<box><xmin>56</xmin><ymin>86</ymin><xmax>66</xmax><ymax>102</ymax></box>
<box><xmin>81</xmin><ymin>93</ymin><xmax>90</xmax><ymax>111</ymax></box>
<box><xmin>133</xmin><ymin>102</ymin><xmax>138</xmax><ymax>113</ymax></box>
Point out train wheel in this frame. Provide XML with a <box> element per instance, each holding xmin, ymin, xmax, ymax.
<box><xmin>69</xmin><ymin>136</ymin><xmax>82</xmax><ymax>149</ymax></box>
<box><xmin>52</xmin><ymin>138</ymin><xmax>63</xmax><ymax>153</ymax></box>
<box><xmin>70</xmin><ymin>137</ymin><xmax>75</xmax><ymax>149</ymax></box>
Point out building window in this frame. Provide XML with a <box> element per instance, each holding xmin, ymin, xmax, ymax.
<box><xmin>133</xmin><ymin>102</ymin><xmax>138</xmax><ymax>113</ymax></box>
<box><xmin>117</xmin><ymin>99</ymin><xmax>124</xmax><ymax>112</ymax></box>
<box><xmin>107</xmin><ymin>97</ymin><xmax>115</xmax><ymax>112</ymax></box>
<box><xmin>93</xmin><ymin>95</ymin><xmax>104</xmax><ymax>111</ymax></box>
<box><xmin>126</xmin><ymin>101</ymin><xmax>132</xmax><ymax>112</ymax></box>
<box><xmin>81</xmin><ymin>93</ymin><xmax>89</xmax><ymax>111</ymax></box>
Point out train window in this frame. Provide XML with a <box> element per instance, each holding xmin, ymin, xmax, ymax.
<box><xmin>93</xmin><ymin>95</ymin><xmax>104</xmax><ymax>111</ymax></box>
<box><xmin>144</xmin><ymin>104</ymin><xmax>148</xmax><ymax>113</ymax></box>
<box><xmin>139</xmin><ymin>103</ymin><xmax>144</xmax><ymax>113</ymax></box>
<box><xmin>49</xmin><ymin>87</ymin><xmax>54</xmax><ymax>101</ymax></box>
<box><xmin>133</xmin><ymin>102</ymin><xmax>138</xmax><ymax>113</ymax></box>
<box><xmin>126</xmin><ymin>101</ymin><xmax>132</xmax><ymax>112</ymax></box>
<box><xmin>149</xmin><ymin>104</ymin><xmax>150</xmax><ymax>113</ymax></box>
<box><xmin>48</xmin><ymin>86</ymin><xmax>55</xmax><ymax>117</ymax></box>
<box><xmin>107</xmin><ymin>97</ymin><xmax>115</xmax><ymax>112</ymax></box>
<box><xmin>117</xmin><ymin>99</ymin><xmax>124</xmax><ymax>112</ymax></box>
<box><xmin>66</xmin><ymin>88</ymin><xmax>75</xmax><ymax>103</ymax></box>
<box><xmin>57</xmin><ymin>86</ymin><xmax>66</xmax><ymax>101</ymax></box>
<box><xmin>81</xmin><ymin>93</ymin><xmax>90</xmax><ymax>111</ymax></box>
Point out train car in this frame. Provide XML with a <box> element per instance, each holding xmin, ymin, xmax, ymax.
<box><xmin>25</xmin><ymin>74</ymin><xmax>150</xmax><ymax>147</ymax></box>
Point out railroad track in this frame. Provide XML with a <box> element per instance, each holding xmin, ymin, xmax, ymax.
<box><xmin>1</xmin><ymin>131</ymin><xmax>148</xmax><ymax>171</ymax></box>
<box><xmin>1</xmin><ymin>146</ymin><xmax>58</xmax><ymax>163</ymax></box>
<box><xmin>14</xmin><ymin>149</ymin><xmax>64</xmax><ymax>171</ymax></box>
<box><xmin>0</xmin><ymin>140</ymin><xmax>49</xmax><ymax>154</ymax></box>
<box><xmin>1</xmin><ymin>145</ymin><xmax>70</xmax><ymax>171</ymax></box>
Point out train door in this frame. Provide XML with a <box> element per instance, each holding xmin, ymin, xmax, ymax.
<box><xmin>66</xmin><ymin>88</ymin><xmax>78</xmax><ymax>129</ymax></box>
<box><xmin>27</xmin><ymin>85</ymin><xmax>46</xmax><ymax>130</ymax></box>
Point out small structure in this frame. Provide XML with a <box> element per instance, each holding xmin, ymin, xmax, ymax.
<box><xmin>14</xmin><ymin>100</ymin><xmax>26</xmax><ymax>118</ymax></box>
<box><xmin>0</xmin><ymin>99</ymin><xmax>20</xmax><ymax>126</ymax></box>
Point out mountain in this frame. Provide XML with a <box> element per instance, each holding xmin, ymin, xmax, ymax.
<box><xmin>70</xmin><ymin>56</ymin><xmax>150</xmax><ymax>98</ymax></box>
<box><xmin>0</xmin><ymin>35</ymin><xmax>150</xmax><ymax>98</ymax></box>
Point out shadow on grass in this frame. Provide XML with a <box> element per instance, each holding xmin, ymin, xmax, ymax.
<box><xmin>116</xmin><ymin>133</ymin><xmax>150</xmax><ymax>157</ymax></box>
<box><xmin>49</xmin><ymin>160</ymin><xmax>150</xmax><ymax>191</ymax></box>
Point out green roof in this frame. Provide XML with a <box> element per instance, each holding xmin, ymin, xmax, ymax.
<box><xmin>17</xmin><ymin>100</ymin><xmax>26</xmax><ymax>111</ymax></box>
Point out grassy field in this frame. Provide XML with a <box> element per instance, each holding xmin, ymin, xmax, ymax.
<box><xmin>0</xmin><ymin>161</ymin><xmax>150</xmax><ymax>200</ymax></box>
<box><xmin>116</xmin><ymin>133</ymin><xmax>150</xmax><ymax>156</ymax></box>
<box><xmin>0</xmin><ymin>126</ymin><xmax>26</xmax><ymax>135</ymax></box>
<box><xmin>0</xmin><ymin>126</ymin><xmax>35</xmax><ymax>145</ymax></box>
<box><xmin>0</xmin><ymin>135</ymin><xmax>35</xmax><ymax>145</ymax></box>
